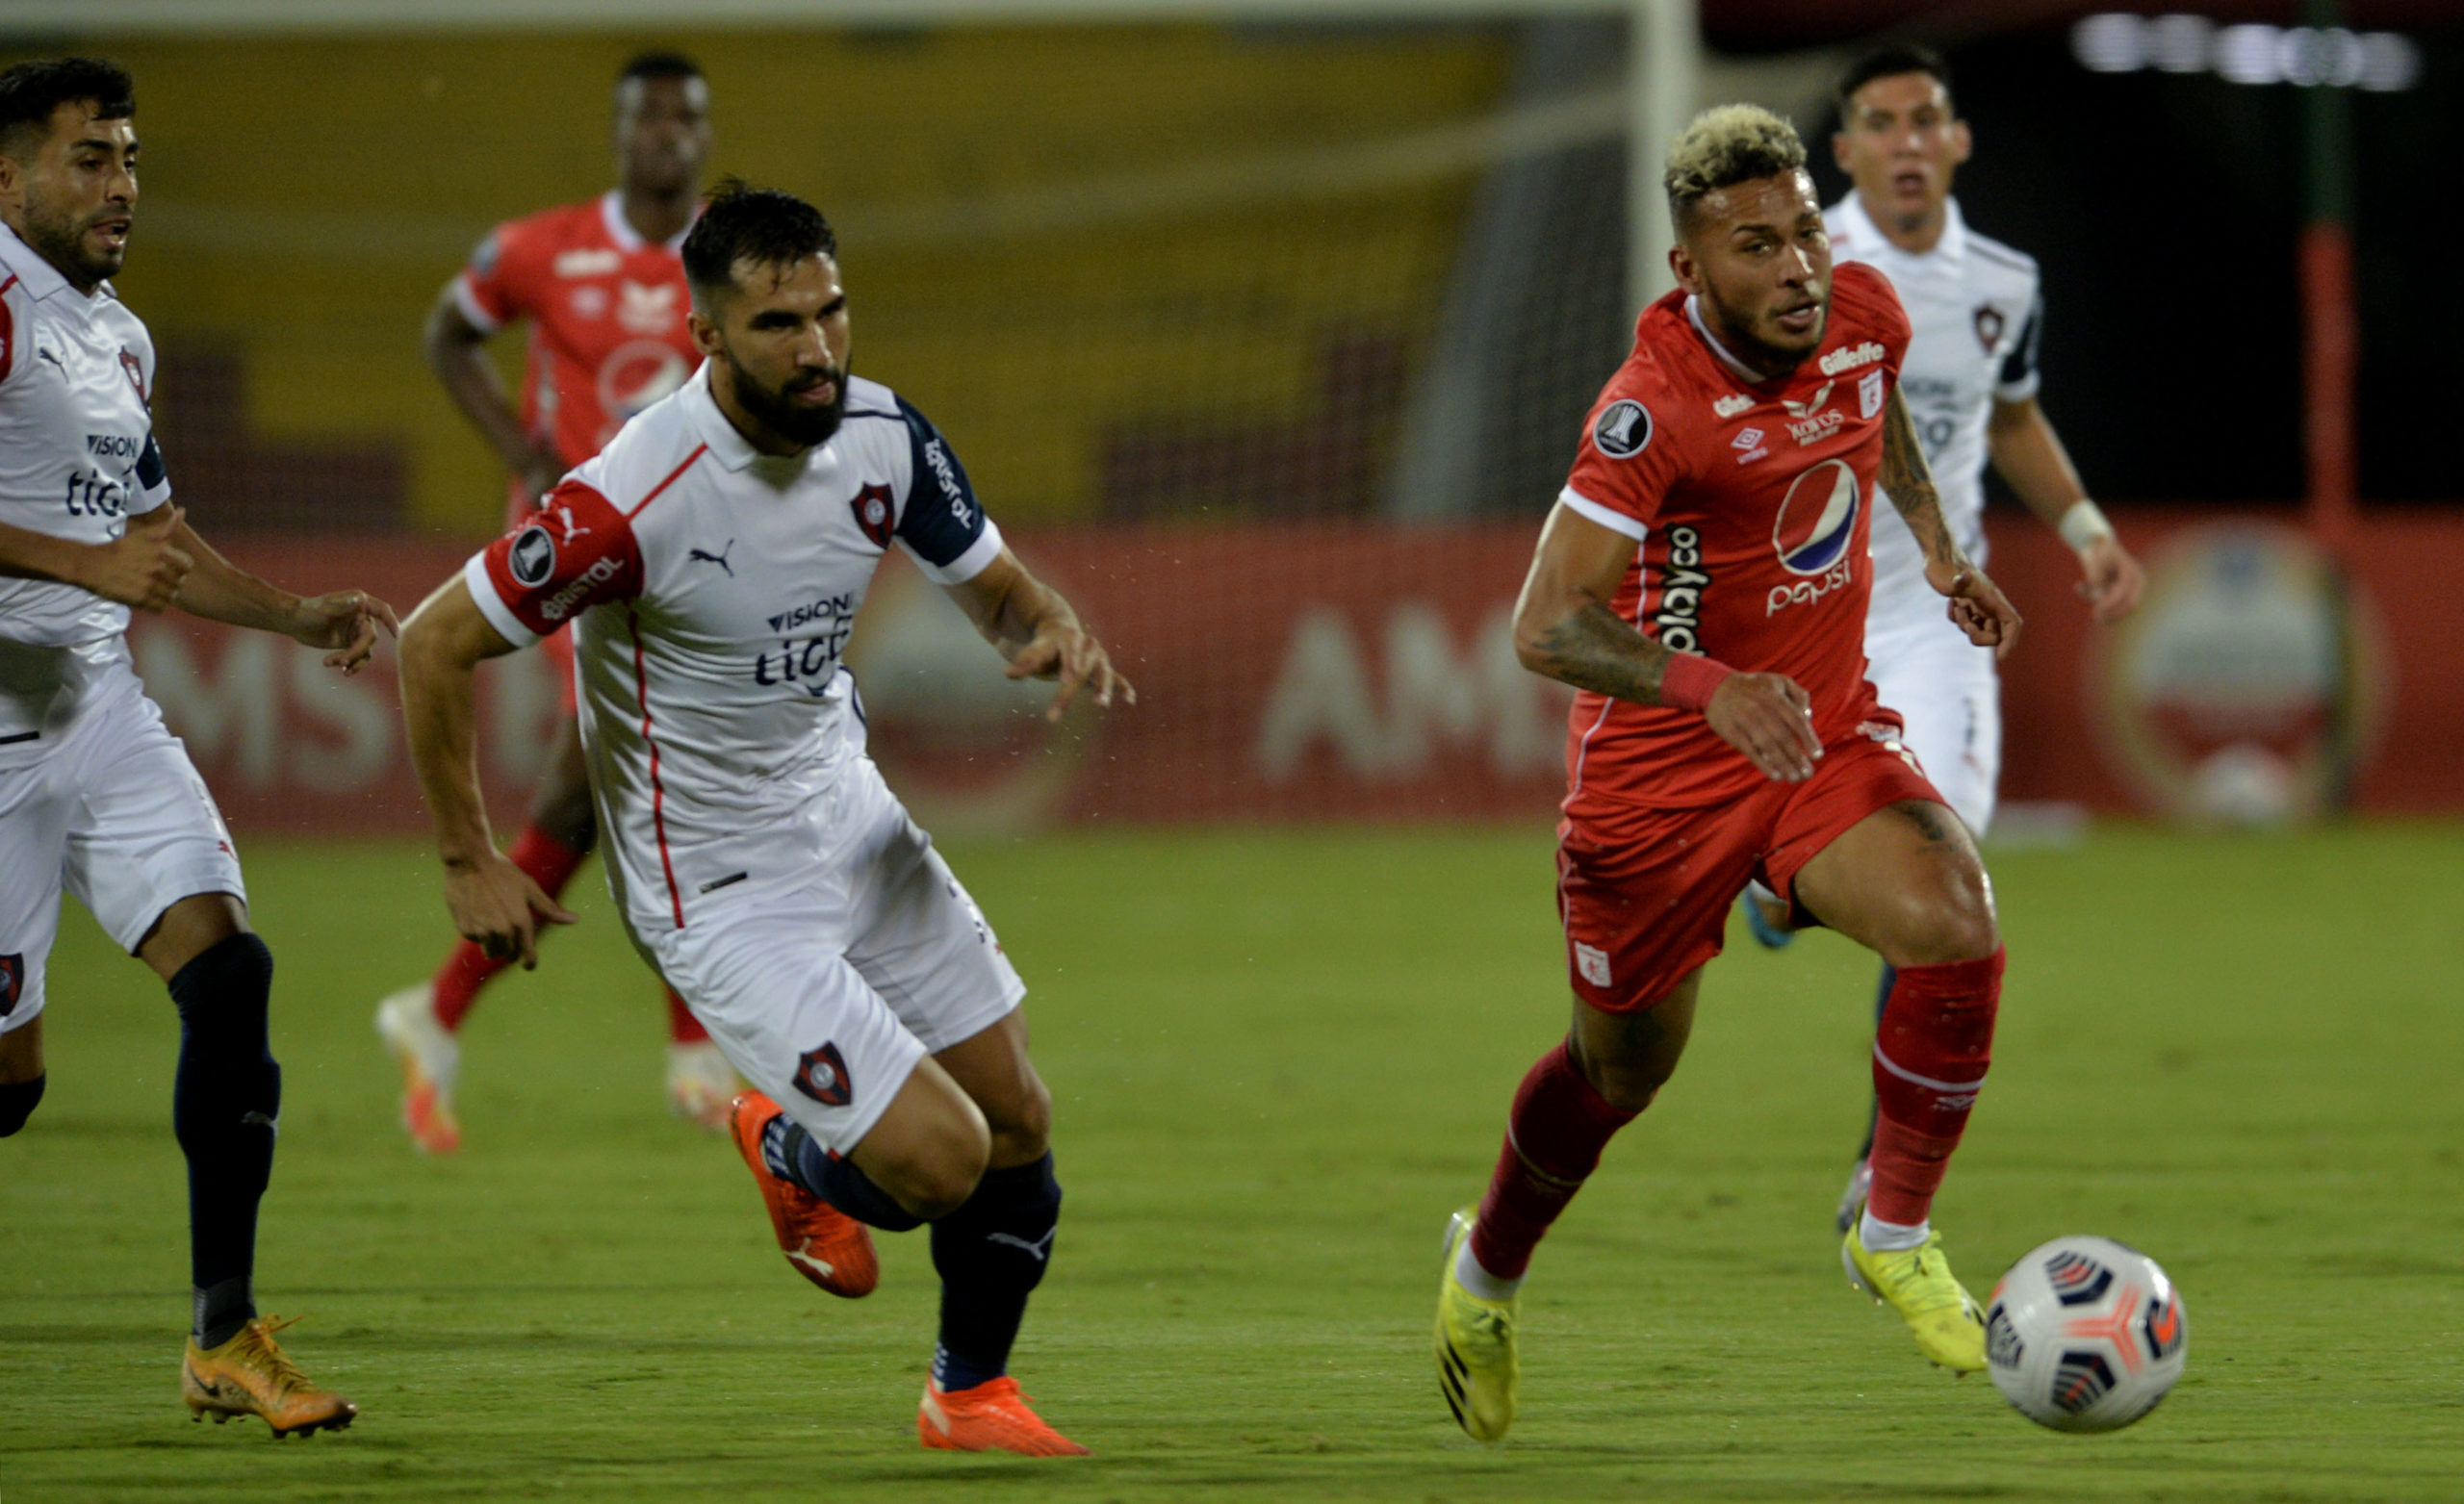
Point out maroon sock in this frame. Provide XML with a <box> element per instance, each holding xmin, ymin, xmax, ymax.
<box><xmin>663</xmin><ymin>984</ymin><xmax>709</xmax><ymax>1044</ymax></box>
<box><xmin>1467</xmin><ymin>1042</ymin><xmax>1640</xmax><ymax>1283</ymax></box>
<box><xmin>430</xmin><ymin>824</ymin><xmax>587</xmax><ymax>1032</ymax></box>
<box><xmin>1867</xmin><ymin>949</ymin><xmax>2004</xmax><ymax>1226</ymax></box>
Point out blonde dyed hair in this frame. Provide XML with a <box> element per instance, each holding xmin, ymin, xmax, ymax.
<box><xmin>1663</xmin><ymin>104</ymin><xmax>1808</xmax><ymax>229</ymax></box>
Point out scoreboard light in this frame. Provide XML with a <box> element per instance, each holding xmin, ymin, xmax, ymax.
<box><xmin>2071</xmin><ymin>13</ymin><xmax>2423</xmax><ymax>91</ymax></box>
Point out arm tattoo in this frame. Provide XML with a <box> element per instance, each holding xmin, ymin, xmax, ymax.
<box><xmin>1880</xmin><ymin>388</ymin><xmax>1960</xmax><ymax>570</ymax></box>
<box><xmin>1526</xmin><ymin>599</ymin><xmax>1679</xmax><ymax>706</ymax></box>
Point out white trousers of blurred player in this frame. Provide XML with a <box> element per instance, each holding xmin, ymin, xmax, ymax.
<box><xmin>637</xmin><ymin>754</ymin><xmax>1025</xmax><ymax>1156</ymax></box>
<box><xmin>0</xmin><ymin>660</ymin><xmax>248</xmax><ymax>1034</ymax></box>
<box><xmin>1865</xmin><ymin>616</ymin><xmax>2002</xmax><ymax>838</ymax></box>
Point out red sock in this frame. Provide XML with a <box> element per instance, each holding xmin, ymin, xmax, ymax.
<box><xmin>664</xmin><ymin>984</ymin><xmax>708</xmax><ymax>1044</ymax></box>
<box><xmin>1468</xmin><ymin>1041</ymin><xmax>1641</xmax><ymax>1282</ymax></box>
<box><xmin>1867</xmin><ymin>949</ymin><xmax>2004</xmax><ymax>1226</ymax></box>
<box><xmin>430</xmin><ymin>825</ymin><xmax>588</xmax><ymax>1032</ymax></box>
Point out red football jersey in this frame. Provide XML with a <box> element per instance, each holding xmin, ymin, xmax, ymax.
<box><xmin>454</xmin><ymin>190</ymin><xmax>700</xmax><ymax>526</ymax></box>
<box><xmin>1557</xmin><ymin>260</ymin><xmax>1914</xmax><ymax>815</ymax></box>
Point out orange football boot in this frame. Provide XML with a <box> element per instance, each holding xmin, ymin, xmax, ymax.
<box><xmin>917</xmin><ymin>1376</ymin><xmax>1089</xmax><ymax>1456</ymax></box>
<box><xmin>181</xmin><ymin>1316</ymin><xmax>357</xmax><ymax>1438</ymax></box>
<box><xmin>727</xmin><ymin>1090</ymin><xmax>878</xmax><ymax>1298</ymax></box>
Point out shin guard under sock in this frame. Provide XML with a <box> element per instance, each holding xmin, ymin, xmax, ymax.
<box><xmin>1468</xmin><ymin>1042</ymin><xmax>1640</xmax><ymax>1284</ymax></box>
<box><xmin>930</xmin><ymin>1153</ymin><xmax>1062</xmax><ymax>1390</ymax></box>
<box><xmin>0</xmin><ymin>1072</ymin><xmax>43</xmax><ymax>1136</ymax></box>
<box><xmin>168</xmin><ymin>934</ymin><xmax>281</xmax><ymax>1347</ymax></box>
<box><xmin>432</xmin><ymin>825</ymin><xmax>587</xmax><ymax>1031</ymax></box>
<box><xmin>1867</xmin><ymin>950</ymin><xmax>2003</xmax><ymax>1227</ymax></box>
<box><xmin>765</xmin><ymin>1114</ymin><xmax>923</xmax><ymax>1233</ymax></box>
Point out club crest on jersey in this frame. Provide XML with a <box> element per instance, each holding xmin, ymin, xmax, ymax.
<box><xmin>1772</xmin><ymin>459</ymin><xmax>1861</xmax><ymax>576</ymax></box>
<box><xmin>1859</xmin><ymin>369</ymin><xmax>1886</xmax><ymax>420</ymax></box>
<box><xmin>118</xmin><ymin>348</ymin><xmax>147</xmax><ymax>403</ymax></box>
<box><xmin>851</xmin><ymin>483</ymin><xmax>894</xmax><ymax>548</ymax></box>
<box><xmin>0</xmin><ymin>953</ymin><xmax>20</xmax><ymax>1017</ymax></box>
<box><xmin>792</xmin><ymin>1041</ymin><xmax>854</xmax><ymax>1108</ymax></box>
<box><xmin>1593</xmin><ymin>399</ymin><xmax>1653</xmax><ymax>459</ymax></box>
<box><xmin>1974</xmin><ymin>304</ymin><xmax>2006</xmax><ymax>353</ymax></box>
<box><xmin>508</xmin><ymin>524</ymin><xmax>556</xmax><ymax>587</ymax></box>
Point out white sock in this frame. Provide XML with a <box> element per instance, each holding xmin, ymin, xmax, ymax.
<box><xmin>1453</xmin><ymin>1238</ymin><xmax>1522</xmax><ymax>1301</ymax></box>
<box><xmin>1859</xmin><ymin>1208</ymin><xmax>1930</xmax><ymax>1252</ymax></box>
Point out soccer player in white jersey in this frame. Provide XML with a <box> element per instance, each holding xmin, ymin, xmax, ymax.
<box><xmin>0</xmin><ymin>58</ymin><xmax>394</xmax><ymax>1436</ymax></box>
<box><xmin>398</xmin><ymin>183</ymin><xmax>1129</xmax><ymax>1456</ymax></box>
<box><xmin>1737</xmin><ymin>45</ymin><xmax>2146</xmax><ymax>1231</ymax></box>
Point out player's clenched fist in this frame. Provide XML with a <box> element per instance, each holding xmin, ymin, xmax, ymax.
<box><xmin>80</xmin><ymin>502</ymin><xmax>192</xmax><ymax>612</ymax></box>
<box><xmin>1705</xmin><ymin>671</ymin><xmax>1824</xmax><ymax>783</ymax></box>
<box><xmin>443</xmin><ymin>852</ymin><xmax>578</xmax><ymax>970</ymax></box>
<box><xmin>1924</xmin><ymin>556</ymin><xmax>2023</xmax><ymax>658</ymax></box>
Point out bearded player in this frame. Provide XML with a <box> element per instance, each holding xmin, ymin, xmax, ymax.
<box><xmin>1432</xmin><ymin>106</ymin><xmax>2025</xmax><ymax>1442</ymax></box>
<box><xmin>1735</xmin><ymin>45</ymin><xmax>2144</xmax><ymax>1236</ymax></box>
<box><xmin>374</xmin><ymin>52</ymin><xmax>732</xmax><ymax>1153</ymax></box>
<box><xmin>0</xmin><ymin>58</ymin><xmax>392</xmax><ymax>1435</ymax></box>
<box><xmin>398</xmin><ymin>184</ymin><xmax>1129</xmax><ymax>1454</ymax></box>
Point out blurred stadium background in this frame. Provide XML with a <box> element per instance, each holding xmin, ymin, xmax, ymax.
<box><xmin>2</xmin><ymin>3</ymin><xmax>2460</xmax><ymax>1500</ymax></box>
<box><xmin>3</xmin><ymin>0</ymin><xmax>2455</xmax><ymax>835</ymax></box>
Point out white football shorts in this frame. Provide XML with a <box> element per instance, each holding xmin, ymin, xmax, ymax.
<box><xmin>0</xmin><ymin>668</ymin><xmax>247</xmax><ymax>1034</ymax></box>
<box><xmin>639</xmin><ymin>754</ymin><xmax>1024</xmax><ymax>1155</ymax></box>
<box><xmin>1864</xmin><ymin>614</ymin><xmax>2002</xmax><ymax>838</ymax></box>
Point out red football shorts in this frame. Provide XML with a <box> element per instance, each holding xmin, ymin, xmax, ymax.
<box><xmin>1556</xmin><ymin>725</ymin><xmax>1943</xmax><ymax>1012</ymax></box>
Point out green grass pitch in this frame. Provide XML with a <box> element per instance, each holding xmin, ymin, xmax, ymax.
<box><xmin>4</xmin><ymin>822</ymin><xmax>2460</xmax><ymax>1502</ymax></box>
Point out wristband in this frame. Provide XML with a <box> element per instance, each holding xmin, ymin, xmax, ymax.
<box><xmin>1659</xmin><ymin>652</ymin><xmax>1736</xmax><ymax>714</ymax></box>
<box><xmin>2057</xmin><ymin>499</ymin><xmax>2114</xmax><ymax>551</ymax></box>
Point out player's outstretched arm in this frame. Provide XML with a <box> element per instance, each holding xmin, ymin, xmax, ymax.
<box><xmin>0</xmin><ymin>505</ymin><xmax>192</xmax><ymax>610</ymax></box>
<box><xmin>425</xmin><ymin>283</ymin><xmax>566</xmax><ymax>501</ymax></box>
<box><xmin>163</xmin><ymin>515</ymin><xmax>398</xmax><ymax>674</ymax></box>
<box><xmin>945</xmin><ymin>547</ymin><xmax>1136</xmax><ymax>723</ymax></box>
<box><xmin>1512</xmin><ymin>501</ymin><xmax>1821</xmax><ymax>782</ymax></box>
<box><xmin>1882</xmin><ymin>388</ymin><xmax>2023</xmax><ymax>658</ymax></box>
<box><xmin>398</xmin><ymin>576</ymin><xmax>577</xmax><ymax>967</ymax></box>
<box><xmin>1987</xmin><ymin>395</ymin><xmax>2143</xmax><ymax>624</ymax></box>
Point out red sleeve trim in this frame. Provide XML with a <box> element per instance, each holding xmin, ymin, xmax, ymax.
<box><xmin>476</xmin><ymin>479</ymin><xmax>644</xmax><ymax>637</ymax></box>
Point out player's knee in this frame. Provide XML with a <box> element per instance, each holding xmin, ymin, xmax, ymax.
<box><xmin>987</xmin><ymin>1072</ymin><xmax>1052</xmax><ymax>1164</ymax></box>
<box><xmin>1882</xmin><ymin>854</ymin><xmax>1998</xmax><ymax>967</ymax></box>
<box><xmin>899</xmin><ymin>1114</ymin><xmax>992</xmax><ymax>1222</ymax></box>
<box><xmin>0</xmin><ymin>1073</ymin><xmax>45</xmax><ymax>1136</ymax></box>
<box><xmin>1582</xmin><ymin>1061</ymin><xmax>1666</xmax><ymax>1114</ymax></box>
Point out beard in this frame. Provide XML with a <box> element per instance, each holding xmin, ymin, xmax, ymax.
<box><xmin>729</xmin><ymin>356</ymin><xmax>848</xmax><ymax>449</ymax></box>
<box><xmin>21</xmin><ymin>191</ymin><xmax>124</xmax><ymax>290</ymax></box>
<box><xmin>1704</xmin><ymin>285</ymin><xmax>1827</xmax><ymax>377</ymax></box>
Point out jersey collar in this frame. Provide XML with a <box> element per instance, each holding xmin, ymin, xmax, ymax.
<box><xmin>682</xmin><ymin>363</ymin><xmax>764</xmax><ymax>472</ymax></box>
<box><xmin>1683</xmin><ymin>294</ymin><xmax>1778</xmax><ymax>385</ymax></box>
<box><xmin>0</xmin><ymin>218</ymin><xmax>86</xmax><ymax>307</ymax></box>
<box><xmin>600</xmin><ymin>189</ymin><xmax>693</xmax><ymax>255</ymax></box>
<box><xmin>1833</xmin><ymin>190</ymin><xmax>1967</xmax><ymax>267</ymax></box>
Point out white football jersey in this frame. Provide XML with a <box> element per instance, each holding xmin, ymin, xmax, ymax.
<box><xmin>1825</xmin><ymin>194</ymin><xmax>2040</xmax><ymax>638</ymax></box>
<box><xmin>466</xmin><ymin>366</ymin><xmax>1002</xmax><ymax>936</ymax></box>
<box><xmin>0</xmin><ymin>222</ymin><xmax>172</xmax><ymax>741</ymax></box>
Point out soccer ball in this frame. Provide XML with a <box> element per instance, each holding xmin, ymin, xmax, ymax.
<box><xmin>1984</xmin><ymin>1236</ymin><xmax>2188</xmax><ymax>1432</ymax></box>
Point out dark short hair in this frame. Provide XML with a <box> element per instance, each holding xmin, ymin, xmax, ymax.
<box><xmin>0</xmin><ymin>57</ymin><xmax>135</xmax><ymax>159</ymax></box>
<box><xmin>617</xmin><ymin>51</ymin><xmax>704</xmax><ymax>91</ymax></box>
<box><xmin>1835</xmin><ymin>44</ymin><xmax>1954</xmax><ymax>120</ymax></box>
<box><xmin>681</xmin><ymin>179</ymin><xmax>836</xmax><ymax>301</ymax></box>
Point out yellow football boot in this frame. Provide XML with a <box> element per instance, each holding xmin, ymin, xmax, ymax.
<box><xmin>1434</xmin><ymin>1207</ymin><xmax>1519</xmax><ymax>1441</ymax></box>
<box><xmin>181</xmin><ymin>1316</ymin><xmax>357</xmax><ymax>1438</ymax></box>
<box><xmin>1843</xmin><ymin>1226</ymin><xmax>1989</xmax><ymax>1373</ymax></box>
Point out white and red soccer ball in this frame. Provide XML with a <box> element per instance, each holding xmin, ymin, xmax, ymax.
<box><xmin>1985</xmin><ymin>1236</ymin><xmax>2188</xmax><ymax>1432</ymax></box>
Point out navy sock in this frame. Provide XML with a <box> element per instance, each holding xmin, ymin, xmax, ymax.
<box><xmin>930</xmin><ymin>1153</ymin><xmax>1061</xmax><ymax>1390</ymax></box>
<box><xmin>167</xmin><ymin>934</ymin><xmax>280</xmax><ymax>1347</ymax></box>
<box><xmin>1856</xmin><ymin>963</ymin><xmax>1896</xmax><ymax>1161</ymax></box>
<box><xmin>0</xmin><ymin>1072</ymin><xmax>42</xmax><ymax>1136</ymax></box>
<box><xmin>762</xmin><ymin>1112</ymin><xmax>922</xmax><ymax>1233</ymax></box>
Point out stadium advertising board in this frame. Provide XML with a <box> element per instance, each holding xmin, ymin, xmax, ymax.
<box><xmin>133</xmin><ymin>517</ymin><xmax>2463</xmax><ymax>837</ymax></box>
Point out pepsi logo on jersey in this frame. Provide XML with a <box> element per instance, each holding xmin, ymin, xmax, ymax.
<box><xmin>1767</xmin><ymin>459</ymin><xmax>1861</xmax><ymax>616</ymax></box>
<box><xmin>1593</xmin><ymin>399</ymin><xmax>1653</xmax><ymax>459</ymax></box>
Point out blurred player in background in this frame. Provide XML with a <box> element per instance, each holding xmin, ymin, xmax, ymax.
<box><xmin>0</xmin><ymin>58</ymin><xmax>393</xmax><ymax>1436</ymax></box>
<box><xmin>374</xmin><ymin>51</ymin><xmax>730</xmax><ymax>1154</ymax></box>
<box><xmin>1732</xmin><ymin>45</ymin><xmax>2144</xmax><ymax>1234</ymax></box>
<box><xmin>1434</xmin><ymin>106</ymin><xmax>2024</xmax><ymax>1442</ymax></box>
<box><xmin>398</xmin><ymin>184</ymin><xmax>1129</xmax><ymax>1454</ymax></box>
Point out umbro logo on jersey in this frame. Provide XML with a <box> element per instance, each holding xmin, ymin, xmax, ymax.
<box><xmin>1713</xmin><ymin>393</ymin><xmax>1753</xmax><ymax>419</ymax></box>
<box><xmin>1732</xmin><ymin>427</ymin><xmax>1764</xmax><ymax>450</ymax></box>
<box><xmin>509</xmin><ymin>524</ymin><xmax>555</xmax><ymax>587</ymax></box>
<box><xmin>851</xmin><ymin>483</ymin><xmax>894</xmax><ymax>548</ymax></box>
<box><xmin>1818</xmin><ymin>341</ymin><xmax>1885</xmax><ymax>376</ymax></box>
<box><xmin>553</xmin><ymin>247</ymin><xmax>621</xmax><ymax>278</ymax></box>
<box><xmin>687</xmin><ymin>539</ymin><xmax>736</xmax><ymax>576</ymax></box>
<box><xmin>1593</xmin><ymin>399</ymin><xmax>1653</xmax><ymax>459</ymax></box>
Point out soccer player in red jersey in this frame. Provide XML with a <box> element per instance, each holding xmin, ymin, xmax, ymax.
<box><xmin>1432</xmin><ymin>105</ymin><xmax>2024</xmax><ymax>1443</ymax></box>
<box><xmin>373</xmin><ymin>53</ymin><xmax>726</xmax><ymax>1153</ymax></box>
